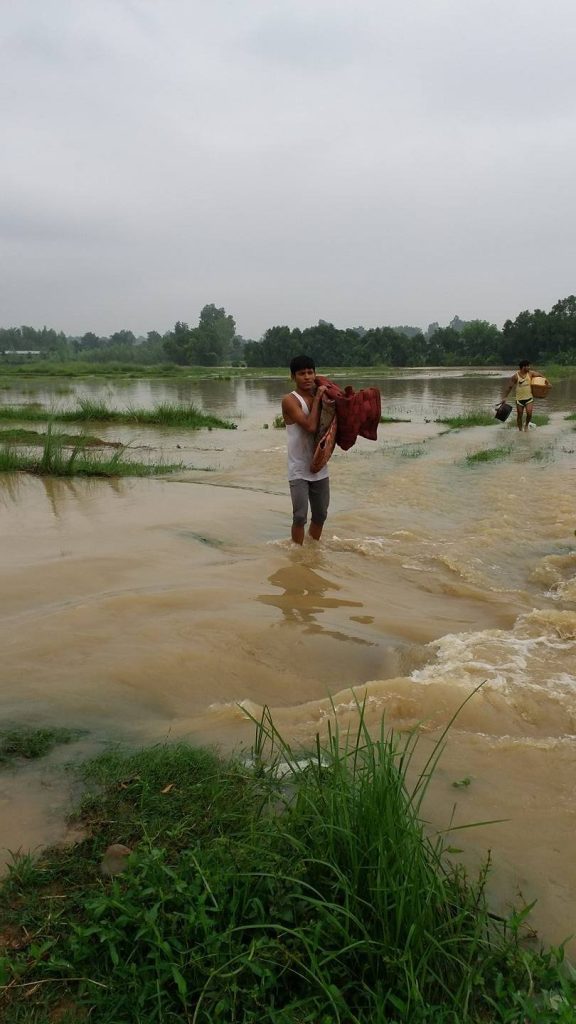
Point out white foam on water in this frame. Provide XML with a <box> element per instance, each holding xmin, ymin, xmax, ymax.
<box><xmin>328</xmin><ymin>535</ymin><xmax>395</xmax><ymax>557</ymax></box>
<box><xmin>410</xmin><ymin>610</ymin><xmax>576</xmax><ymax>697</ymax></box>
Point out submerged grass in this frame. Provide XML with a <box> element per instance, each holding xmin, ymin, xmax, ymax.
<box><xmin>0</xmin><ymin>706</ymin><xmax>573</xmax><ymax>1023</ymax></box>
<box><xmin>0</xmin><ymin>727</ymin><xmax>85</xmax><ymax>766</ymax></box>
<box><xmin>0</xmin><ymin>399</ymin><xmax>236</xmax><ymax>430</ymax></box>
<box><xmin>0</xmin><ymin>428</ymin><xmax>183</xmax><ymax>478</ymax></box>
<box><xmin>0</xmin><ymin>428</ymin><xmax>116</xmax><ymax>447</ymax></box>
<box><xmin>466</xmin><ymin>446</ymin><xmax>512</xmax><ymax>464</ymax></box>
<box><xmin>398</xmin><ymin>445</ymin><xmax>425</xmax><ymax>457</ymax></box>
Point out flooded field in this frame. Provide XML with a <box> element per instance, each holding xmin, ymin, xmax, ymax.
<box><xmin>1</xmin><ymin>367</ymin><xmax>575</xmax><ymax>951</ymax></box>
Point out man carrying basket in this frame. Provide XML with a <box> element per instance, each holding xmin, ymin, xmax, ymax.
<box><xmin>500</xmin><ymin>360</ymin><xmax>550</xmax><ymax>432</ymax></box>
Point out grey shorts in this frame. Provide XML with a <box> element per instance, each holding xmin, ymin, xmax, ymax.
<box><xmin>289</xmin><ymin>477</ymin><xmax>330</xmax><ymax>527</ymax></box>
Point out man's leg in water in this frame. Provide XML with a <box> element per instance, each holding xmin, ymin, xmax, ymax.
<box><xmin>289</xmin><ymin>479</ymin><xmax>308</xmax><ymax>545</ymax></box>
<box><xmin>308</xmin><ymin>478</ymin><xmax>330</xmax><ymax>542</ymax></box>
<box><xmin>524</xmin><ymin>400</ymin><xmax>534</xmax><ymax>431</ymax></box>
<box><xmin>516</xmin><ymin>403</ymin><xmax>524</xmax><ymax>431</ymax></box>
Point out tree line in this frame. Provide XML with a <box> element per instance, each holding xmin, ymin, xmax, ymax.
<box><xmin>2</xmin><ymin>296</ymin><xmax>576</xmax><ymax>367</ymax></box>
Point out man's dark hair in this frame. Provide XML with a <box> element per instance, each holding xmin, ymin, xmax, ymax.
<box><xmin>518</xmin><ymin>359</ymin><xmax>530</xmax><ymax>369</ymax></box>
<box><xmin>290</xmin><ymin>354</ymin><xmax>316</xmax><ymax>375</ymax></box>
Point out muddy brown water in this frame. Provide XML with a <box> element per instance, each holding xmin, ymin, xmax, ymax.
<box><xmin>1</xmin><ymin>369</ymin><xmax>575</xmax><ymax>950</ymax></box>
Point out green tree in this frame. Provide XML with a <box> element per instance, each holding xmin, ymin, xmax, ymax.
<box><xmin>195</xmin><ymin>304</ymin><xmax>236</xmax><ymax>364</ymax></box>
<box><xmin>163</xmin><ymin>321</ymin><xmax>193</xmax><ymax>364</ymax></box>
<box><xmin>110</xmin><ymin>330</ymin><xmax>136</xmax><ymax>347</ymax></box>
<box><xmin>459</xmin><ymin>321</ymin><xmax>502</xmax><ymax>364</ymax></box>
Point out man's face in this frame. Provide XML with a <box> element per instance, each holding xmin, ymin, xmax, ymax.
<box><xmin>293</xmin><ymin>367</ymin><xmax>316</xmax><ymax>392</ymax></box>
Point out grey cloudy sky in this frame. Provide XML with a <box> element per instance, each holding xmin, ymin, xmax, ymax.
<box><xmin>2</xmin><ymin>0</ymin><xmax>576</xmax><ymax>339</ymax></box>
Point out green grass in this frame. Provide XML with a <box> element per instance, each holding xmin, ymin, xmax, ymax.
<box><xmin>272</xmin><ymin>414</ymin><xmax>285</xmax><ymax>428</ymax></box>
<box><xmin>0</xmin><ymin>706</ymin><xmax>573</xmax><ymax>1023</ymax></box>
<box><xmin>0</xmin><ymin>727</ymin><xmax>86</xmax><ymax>766</ymax></box>
<box><xmin>380</xmin><ymin>415</ymin><xmax>412</xmax><ymax>423</ymax></box>
<box><xmin>465</xmin><ymin>446</ymin><xmax>512</xmax><ymax>464</ymax></box>
<box><xmin>565</xmin><ymin>413</ymin><xmax>576</xmax><ymax>421</ymax></box>
<box><xmin>531</xmin><ymin>414</ymin><xmax>551</xmax><ymax>426</ymax></box>
<box><xmin>0</xmin><ymin>399</ymin><xmax>236</xmax><ymax>430</ymax></box>
<box><xmin>0</xmin><ymin>430</ymin><xmax>184</xmax><ymax>478</ymax></box>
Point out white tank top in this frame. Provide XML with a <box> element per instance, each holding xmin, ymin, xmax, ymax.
<box><xmin>286</xmin><ymin>391</ymin><xmax>329</xmax><ymax>482</ymax></box>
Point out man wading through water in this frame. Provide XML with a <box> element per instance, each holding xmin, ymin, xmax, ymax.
<box><xmin>282</xmin><ymin>355</ymin><xmax>329</xmax><ymax>544</ymax></box>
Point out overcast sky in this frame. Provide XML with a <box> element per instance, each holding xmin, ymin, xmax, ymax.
<box><xmin>2</xmin><ymin>0</ymin><xmax>575</xmax><ymax>340</ymax></box>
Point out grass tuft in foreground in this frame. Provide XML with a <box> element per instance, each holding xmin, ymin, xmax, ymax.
<box><xmin>0</xmin><ymin>727</ymin><xmax>85</xmax><ymax>766</ymax></box>
<box><xmin>0</xmin><ymin>707</ymin><xmax>573</xmax><ymax>1022</ymax></box>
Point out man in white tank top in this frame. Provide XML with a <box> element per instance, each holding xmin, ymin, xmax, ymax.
<box><xmin>281</xmin><ymin>354</ymin><xmax>330</xmax><ymax>544</ymax></box>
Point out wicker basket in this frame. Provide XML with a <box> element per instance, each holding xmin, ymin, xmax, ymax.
<box><xmin>531</xmin><ymin>376</ymin><xmax>551</xmax><ymax>399</ymax></box>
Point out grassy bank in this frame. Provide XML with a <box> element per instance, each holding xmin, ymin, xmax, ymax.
<box><xmin>0</xmin><ymin>400</ymin><xmax>236</xmax><ymax>430</ymax></box>
<box><xmin>0</xmin><ymin>712</ymin><xmax>573</xmax><ymax>1023</ymax></box>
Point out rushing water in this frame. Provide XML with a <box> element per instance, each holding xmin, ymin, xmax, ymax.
<box><xmin>1</xmin><ymin>368</ymin><xmax>575</xmax><ymax>949</ymax></box>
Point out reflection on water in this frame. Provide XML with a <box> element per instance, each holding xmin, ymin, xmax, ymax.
<box><xmin>258</xmin><ymin>560</ymin><xmax>370</xmax><ymax>645</ymax></box>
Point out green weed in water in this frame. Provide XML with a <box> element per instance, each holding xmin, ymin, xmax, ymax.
<box><xmin>0</xmin><ymin>428</ymin><xmax>184</xmax><ymax>478</ymax></box>
<box><xmin>272</xmin><ymin>414</ymin><xmax>285</xmax><ymax>428</ymax></box>
<box><xmin>0</xmin><ymin>400</ymin><xmax>236</xmax><ymax>430</ymax></box>
<box><xmin>436</xmin><ymin>412</ymin><xmax>498</xmax><ymax>429</ymax></box>
<box><xmin>0</xmin><ymin>428</ymin><xmax>116</xmax><ymax>447</ymax></box>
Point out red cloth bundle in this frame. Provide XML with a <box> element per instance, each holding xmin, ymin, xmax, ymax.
<box><xmin>315</xmin><ymin>376</ymin><xmax>381</xmax><ymax>451</ymax></box>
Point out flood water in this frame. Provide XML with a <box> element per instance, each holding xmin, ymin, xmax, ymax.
<box><xmin>1</xmin><ymin>367</ymin><xmax>575</xmax><ymax>950</ymax></box>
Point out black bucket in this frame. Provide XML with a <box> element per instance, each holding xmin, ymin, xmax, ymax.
<box><xmin>495</xmin><ymin>402</ymin><xmax>512</xmax><ymax>422</ymax></box>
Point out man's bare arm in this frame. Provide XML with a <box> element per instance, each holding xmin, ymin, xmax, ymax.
<box><xmin>282</xmin><ymin>387</ymin><xmax>326</xmax><ymax>432</ymax></box>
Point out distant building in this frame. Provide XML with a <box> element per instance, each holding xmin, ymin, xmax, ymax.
<box><xmin>0</xmin><ymin>350</ymin><xmax>41</xmax><ymax>357</ymax></box>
